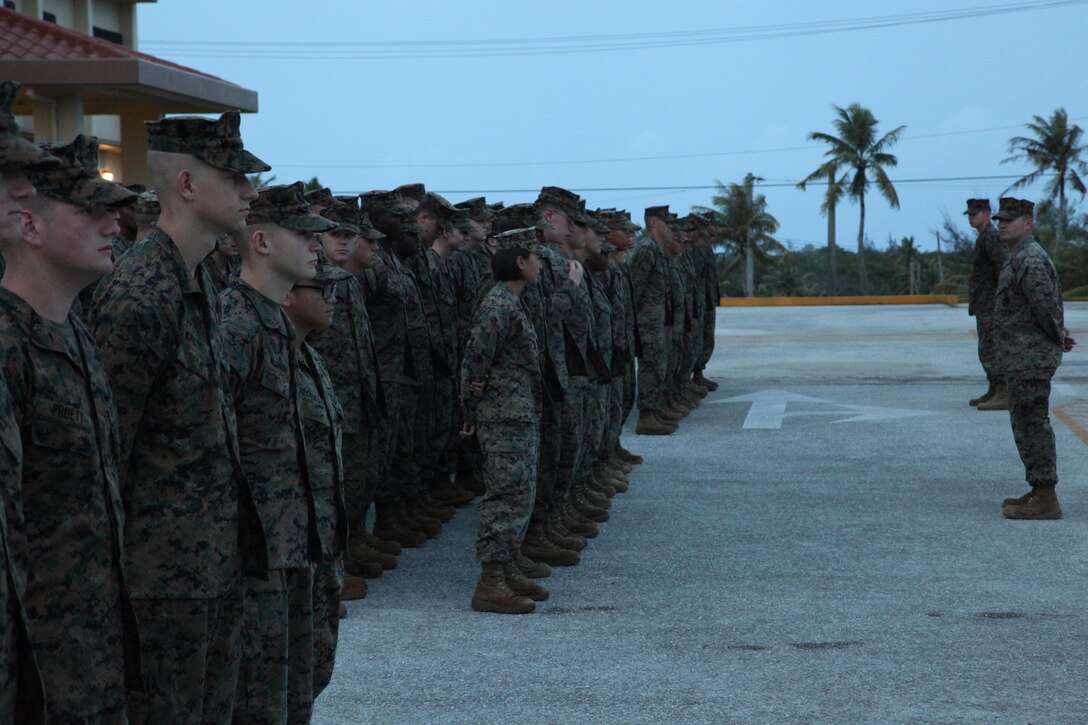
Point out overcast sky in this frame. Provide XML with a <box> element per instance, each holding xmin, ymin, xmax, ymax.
<box><xmin>137</xmin><ymin>0</ymin><xmax>1088</xmax><ymax>252</ymax></box>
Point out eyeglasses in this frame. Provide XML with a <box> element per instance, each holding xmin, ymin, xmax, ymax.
<box><xmin>294</xmin><ymin>283</ymin><xmax>337</xmax><ymax>299</ymax></box>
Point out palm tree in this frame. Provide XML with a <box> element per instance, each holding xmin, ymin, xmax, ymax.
<box><xmin>799</xmin><ymin>103</ymin><xmax>905</xmax><ymax>295</ymax></box>
<box><xmin>1003</xmin><ymin>108</ymin><xmax>1088</xmax><ymax>256</ymax></box>
<box><xmin>710</xmin><ymin>174</ymin><xmax>785</xmax><ymax>297</ymax></box>
<box><xmin>889</xmin><ymin>236</ymin><xmax>922</xmax><ymax>294</ymax></box>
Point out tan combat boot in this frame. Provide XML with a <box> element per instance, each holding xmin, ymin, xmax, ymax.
<box><xmin>340</xmin><ymin>573</ymin><xmax>368</xmax><ymax>601</ymax></box>
<box><xmin>636</xmin><ymin>410</ymin><xmax>675</xmax><ymax>435</ymax></box>
<box><xmin>693</xmin><ymin>369</ymin><xmax>718</xmax><ymax>391</ymax></box>
<box><xmin>503</xmin><ymin>562</ymin><xmax>550</xmax><ymax>601</ymax></box>
<box><xmin>970</xmin><ymin>380</ymin><xmax>996</xmax><ymax>407</ymax></box>
<box><xmin>1003</xmin><ymin>487</ymin><xmax>1062</xmax><ymax>520</ymax></box>
<box><xmin>513</xmin><ymin>549</ymin><xmax>551</xmax><ymax>579</ymax></box>
<box><xmin>347</xmin><ymin>539</ymin><xmax>398</xmax><ymax>570</ymax></box>
<box><xmin>615</xmin><ymin>443</ymin><xmax>644</xmax><ymax>464</ymax></box>
<box><xmin>976</xmin><ymin>384</ymin><xmax>1008</xmax><ymax>411</ymax></box>
<box><xmin>471</xmin><ymin>562</ymin><xmax>535</xmax><ymax>614</ymax></box>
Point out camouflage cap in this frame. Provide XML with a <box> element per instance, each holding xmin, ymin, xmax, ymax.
<box><xmin>313</xmin><ymin>249</ymin><xmax>353</xmax><ymax>284</ymax></box>
<box><xmin>0</xmin><ymin>81</ymin><xmax>59</xmax><ymax>170</ymax></box>
<box><xmin>453</xmin><ymin>207</ymin><xmax>473</xmax><ymax>233</ymax></box>
<box><xmin>584</xmin><ymin>209</ymin><xmax>611</xmax><ymax>234</ymax></box>
<box><xmin>320</xmin><ymin>202</ymin><xmax>362</xmax><ymax>235</ymax></box>
<box><xmin>133</xmin><ymin>190</ymin><xmax>160</xmax><ymax>217</ymax></box>
<box><xmin>537</xmin><ymin>186</ymin><xmax>588</xmax><ymax>224</ymax></box>
<box><xmin>304</xmin><ymin>187</ymin><xmax>336</xmax><ymax>210</ymax></box>
<box><xmin>964</xmin><ymin>198</ymin><xmax>991</xmax><ymax>215</ymax></box>
<box><xmin>992</xmin><ymin>197</ymin><xmax>1034</xmax><ymax>221</ymax></box>
<box><xmin>700</xmin><ymin>210</ymin><xmax>718</xmax><ymax>225</ymax></box>
<box><xmin>359</xmin><ymin>189</ymin><xmax>401</xmax><ymax>212</ymax></box>
<box><xmin>675</xmin><ymin>214</ymin><xmax>698</xmax><ymax>233</ymax></box>
<box><xmin>333</xmin><ymin>194</ymin><xmax>360</xmax><ymax>209</ymax></box>
<box><xmin>494</xmin><ymin>202</ymin><xmax>553</xmax><ymax>234</ymax></box>
<box><xmin>248</xmin><ymin>181</ymin><xmax>338</xmax><ymax>232</ymax></box>
<box><xmin>395</xmin><ymin>183</ymin><xmax>426</xmax><ymax>203</ymax></box>
<box><xmin>645</xmin><ymin>205</ymin><xmax>678</xmax><ymax>222</ymax></box>
<box><xmin>488</xmin><ymin>201</ymin><xmax>505</xmax><ymax>213</ymax></box>
<box><xmin>492</xmin><ymin>227</ymin><xmax>538</xmax><ymax>250</ymax></box>
<box><xmin>454</xmin><ymin>197</ymin><xmax>494</xmax><ymax>222</ymax></box>
<box><xmin>358</xmin><ymin>211</ymin><xmax>386</xmax><ymax>241</ymax></box>
<box><xmin>27</xmin><ymin>135</ymin><xmax>136</xmax><ymax>209</ymax></box>
<box><xmin>146</xmin><ymin>111</ymin><xmax>270</xmax><ymax>174</ymax></box>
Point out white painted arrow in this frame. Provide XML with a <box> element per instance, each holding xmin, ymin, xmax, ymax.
<box><xmin>712</xmin><ymin>389</ymin><xmax>936</xmax><ymax>429</ymax></box>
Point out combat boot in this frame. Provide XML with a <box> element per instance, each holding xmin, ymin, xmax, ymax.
<box><xmin>340</xmin><ymin>573</ymin><xmax>368</xmax><ymax>601</ymax></box>
<box><xmin>338</xmin><ymin>603</ymin><xmax>347</xmax><ymax>619</ymax></box>
<box><xmin>1002</xmin><ymin>490</ymin><xmax>1033</xmax><ymax>507</ymax></box>
<box><xmin>977</xmin><ymin>384</ymin><xmax>1008</xmax><ymax>411</ymax></box>
<box><xmin>347</xmin><ymin>539</ymin><xmax>398</xmax><ymax>571</ymax></box>
<box><xmin>572</xmin><ymin>489</ymin><xmax>609</xmax><ymax>523</ymax></box>
<box><xmin>615</xmin><ymin>444</ymin><xmax>644</xmax><ymax>465</ymax></box>
<box><xmin>561</xmin><ymin>499</ymin><xmax>599</xmax><ymax>538</ymax></box>
<box><xmin>636</xmin><ymin>410</ymin><xmax>675</xmax><ymax>435</ymax></box>
<box><xmin>970</xmin><ymin>380</ymin><xmax>996</xmax><ymax>407</ymax></box>
<box><xmin>588</xmin><ymin>472</ymin><xmax>617</xmax><ymax>498</ymax></box>
<box><xmin>471</xmin><ymin>562</ymin><xmax>535</xmax><ymax>614</ymax></box>
<box><xmin>344</xmin><ymin>557</ymin><xmax>383</xmax><ymax>579</ymax></box>
<box><xmin>418</xmin><ymin>489</ymin><xmax>456</xmax><ymax>523</ymax></box>
<box><xmin>686</xmin><ymin>382</ymin><xmax>708</xmax><ymax>399</ymax></box>
<box><xmin>430</xmin><ymin>475</ymin><xmax>476</xmax><ymax>507</ymax></box>
<box><xmin>363</xmin><ymin>529</ymin><xmax>402</xmax><ymax>557</ymax></box>
<box><xmin>581</xmin><ymin>485</ymin><xmax>612</xmax><ymax>510</ymax></box>
<box><xmin>404</xmin><ymin>497</ymin><xmax>443</xmax><ymax>538</ymax></box>
<box><xmin>1003</xmin><ymin>487</ymin><xmax>1062</xmax><ymax>520</ymax></box>
<box><xmin>503</xmin><ymin>562</ymin><xmax>550</xmax><ymax>601</ymax></box>
<box><xmin>693</xmin><ymin>370</ymin><xmax>718</xmax><ymax>391</ymax></box>
<box><xmin>520</xmin><ymin>525</ymin><xmax>580</xmax><ymax>567</ymax></box>
<box><xmin>544</xmin><ymin>513</ymin><xmax>586</xmax><ymax>551</ymax></box>
<box><xmin>657</xmin><ymin>407</ymin><xmax>682</xmax><ymax>423</ymax></box>
<box><xmin>373</xmin><ymin>500</ymin><xmax>426</xmax><ymax>548</ymax></box>
<box><xmin>513</xmin><ymin>549</ymin><xmax>551</xmax><ymax>579</ymax></box>
<box><xmin>455</xmin><ymin>467</ymin><xmax>485</xmax><ymax>497</ymax></box>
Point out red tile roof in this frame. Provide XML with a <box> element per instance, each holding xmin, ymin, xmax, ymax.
<box><xmin>0</xmin><ymin>7</ymin><xmax>232</xmax><ymax>85</ymax></box>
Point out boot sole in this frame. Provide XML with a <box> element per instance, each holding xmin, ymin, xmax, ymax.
<box><xmin>1002</xmin><ymin>507</ymin><xmax>1062</xmax><ymax>520</ymax></box>
<box><xmin>471</xmin><ymin>598</ymin><xmax>535</xmax><ymax>614</ymax></box>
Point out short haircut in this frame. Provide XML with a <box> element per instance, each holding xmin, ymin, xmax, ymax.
<box><xmin>491</xmin><ymin>247</ymin><xmax>533</xmax><ymax>282</ymax></box>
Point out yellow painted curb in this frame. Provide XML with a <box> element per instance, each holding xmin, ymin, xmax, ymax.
<box><xmin>718</xmin><ymin>295</ymin><xmax>959</xmax><ymax>307</ymax></box>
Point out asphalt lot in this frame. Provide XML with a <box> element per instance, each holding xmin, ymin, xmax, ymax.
<box><xmin>314</xmin><ymin>302</ymin><xmax>1088</xmax><ymax>724</ymax></box>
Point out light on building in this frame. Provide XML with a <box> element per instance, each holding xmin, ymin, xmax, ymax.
<box><xmin>100</xmin><ymin>169</ymin><xmax>114</xmax><ymax>181</ymax></box>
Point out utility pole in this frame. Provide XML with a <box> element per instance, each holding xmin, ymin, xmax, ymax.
<box><xmin>935</xmin><ymin>231</ymin><xmax>945</xmax><ymax>285</ymax></box>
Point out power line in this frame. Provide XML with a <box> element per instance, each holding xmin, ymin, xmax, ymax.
<box><xmin>142</xmin><ymin>1</ymin><xmax>1086</xmax><ymax>60</ymax></box>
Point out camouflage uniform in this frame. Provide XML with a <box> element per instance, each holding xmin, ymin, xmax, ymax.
<box><xmin>629</xmin><ymin>234</ymin><xmax>672</xmax><ymax>412</ymax></box>
<box><xmin>969</xmin><ymin>222</ymin><xmax>1006</xmax><ymax>383</ymax></box>
<box><xmin>604</xmin><ymin>256</ymin><xmax>638</xmax><ymax>444</ymax></box>
<box><xmin>462</xmin><ymin>284</ymin><xmax>542</xmax><ymax>562</ymax></box>
<box><xmin>583</xmin><ymin>267</ymin><xmax>614</xmax><ymax>474</ymax></box>
<box><xmin>691</xmin><ymin>238</ymin><xmax>720</xmax><ymax>374</ymax></box>
<box><xmin>308</xmin><ymin>274</ymin><xmax>385</xmax><ymax>537</ymax></box>
<box><xmin>0</xmin><ymin>289</ymin><xmax>140</xmax><ymax>723</ymax></box>
<box><xmin>296</xmin><ymin>343</ymin><xmax>346</xmax><ymax>704</ymax></box>
<box><xmin>92</xmin><ymin>226</ymin><xmax>262</xmax><ymax>724</ymax></box>
<box><xmin>415</xmin><ymin>246</ymin><xmax>460</xmax><ymax>483</ymax></box>
<box><xmin>994</xmin><ymin>237</ymin><xmax>1065</xmax><ymax>488</ymax></box>
<box><xmin>221</xmin><ymin>279</ymin><xmax>317</xmax><ymax>725</ymax></box>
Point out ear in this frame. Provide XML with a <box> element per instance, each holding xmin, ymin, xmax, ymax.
<box><xmin>281</xmin><ymin>291</ymin><xmax>295</xmax><ymax>309</ymax></box>
<box><xmin>250</xmin><ymin>228</ymin><xmax>272</xmax><ymax>257</ymax></box>
<box><xmin>176</xmin><ymin>168</ymin><xmax>196</xmax><ymax>202</ymax></box>
<box><xmin>19</xmin><ymin>208</ymin><xmax>43</xmax><ymax>248</ymax></box>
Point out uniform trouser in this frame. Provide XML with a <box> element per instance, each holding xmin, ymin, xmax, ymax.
<box><xmin>975</xmin><ymin>312</ymin><xmax>1000</xmax><ymax>382</ymax></box>
<box><xmin>343</xmin><ymin>428</ymin><xmax>375</xmax><ymax>536</ymax></box>
<box><xmin>129</xmin><ymin>584</ymin><xmax>244</xmax><ymax>725</ymax></box>
<box><xmin>696</xmin><ymin>303</ymin><xmax>716</xmax><ymax>371</ymax></box>
<box><xmin>379</xmin><ymin>382</ymin><xmax>419</xmax><ymax>501</ymax></box>
<box><xmin>604</xmin><ymin>376</ymin><xmax>625</xmax><ymax>459</ymax></box>
<box><xmin>476</xmin><ymin>421</ymin><xmax>539</xmax><ymax>562</ymax></box>
<box><xmin>667</xmin><ymin>324</ymin><xmax>683</xmax><ymax>398</ymax></box>
<box><xmin>636</xmin><ymin>326</ymin><xmax>668</xmax><ymax>412</ymax></box>
<box><xmin>235</xmin><ymin>567</ymin><xmax>314</xmax><ymax>725</ymax></box>
<box><xmin>1007</xmin><ymin>377</ymin><xmax>1058</xmax><ymax>487</ymax></box>
<box><xmin>535</xmin><ymin>397</ymin><xmax>563</xmax><ymax>508</ymax></box>
<box><xmin>690</xmin><ymin>311</ymin><xmax>705</xmax><ymax>375</ymax></box>
<box><xmin>579</xmin><ymin>381</ymin><xmax>609</xmax><ymax>485</ymax></box>
<box><xmin>428</xmin><ymin>376</ymin><xmax>456</xmax><ymax>481</ymax></box>
<box><xmin>554</xmin><ymin>377</ymin><xmax>589</xmax><ymax>504</ymax></box>
<box><xmin>311</xmin><ymin>556</ymin><xmax>343</xmax><ymax>701</ymax></box>
<box><xmin>621</xmin><ymin>360</ymin><xmax>636</xmax><ymax>426</ymax></box>
<box><xmin>677</xmin><ymin>326</ymin><xmax>695</xmax><ymax>385</ymax></box>
<box><xmin>373</xmin><ymin>381</ymin><xmax>405</xmax><ymax>503</ymax></box>
<box><xmin>409</xmin><ymin>379</ymin><xmax>431</xmax><ymax>493</ymax></box>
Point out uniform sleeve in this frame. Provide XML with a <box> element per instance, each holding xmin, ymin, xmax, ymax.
<box><xmin>1019</xmin><ymin>256</ymin><xmax>1065</xmax><ymax>344</ymax></box>
<box><xmin>90</xmin><ymin>283</ymin><xmax>175</xmax><ymax>470</ymax></box>
<box><xmin>629</xmin><ymin>246</ymin><xmax>652</xmax><ymax>310</ymax></box>
<box><xmin>459</xmin><ymin>299</ymin><xmax>511</xmax><ymax>423</ymax></box>
<box><xmin>219</xmin><ymin>316</ymin><xmax>258</xmax><ymax>402</ymax></box>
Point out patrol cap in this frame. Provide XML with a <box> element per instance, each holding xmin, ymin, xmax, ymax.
<box><xmin>492</xmin><ymin>227</ymin><xmax>537</xmax><ymax>250</ymax></box>
<box><xmin>133</xmin><ymin>190</ymin><xmax>160</xmax><ymax>217</ymax></box>
<box><xmin>359</xmin><ymin>189</ymin><xmax>401</xmax><ymax>211</ymax></box>
<box><xmin>488</xmin><ymin>202</ymin><xmax>505</xmax><ymax>213</ymax></box>
<box><xmin>358</xmin><ymin>212</ymin><xmax>386</xmax><ymax>241</ymax></box>
<box><xmin>419</xmin><ymin>192</ymin><xmax>459</xmax><ymax>230</ymax></box>
<box><xmin>304</xmin><ymin>187</ymin><xmax>336</xmax><ymax>210</ymax></box>
<box><xmin>395</xmin><ymin>183</ymin><xmax>426</xmax><ymax>203</ymax></box>
<box><xmin>991</xmin><ymin>197</ymin><xmax>1034</xmax><ymax>221</ymax></box>
<box><xmin>146</xmin><ymin>111</ymin><xmax>270</xmax><ymax>174</ymax></box>
<box><xmin>0</xmin><ymin>82</ymin><xmax>59</xmax><ymax>170</ymax></box>
<box><xmin>964</xmin><ymin>198</ymin><xmax>990</xmax><ymax>215</ymax></box>
<box><xmin>455</xmin><ymin>197</ymin><xmax>494</xmax><ymax>222</ymax></box>
<box><xmin>537</xmin><ymin>186</ymin><xmax>588</xmax><ymax>224</ymax></box>
<box><xmin>584</xmin><ymin>209</ymin><xmax>611</xmax><ymax>234</ymax></box>
<box><xmin>675</xmin><ymin>214</ymin><xmax>697</xmax><ymax>233</ymax></box>
<box><xmin>321</xmin><ymin>202</ymin><xmax>362</xmax><ymax>235</ymax></box>
<box><xmin>645</xmin><ymin>205</ymin><xmax>677</xmax><ymax>222</ymax></box>
<box><xmin>248</xmin><ymin>181</ymin><xmax>338</xmax><ymax>232</ymax></box>
<box><xmin>494</xmin><ymin>203</ymin><xmax>553</xmax><ymax>234</ymax></box>
<box><xmin>453</xmin><ymin>207</ymin><xmax>473</xmax><ymax>233</ymax></box>
<box><xmin>27</xmin><ymin>135</ymin><xmax>136</xmax><ymax>209</ymax></box>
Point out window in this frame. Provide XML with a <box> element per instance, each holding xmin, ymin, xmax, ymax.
<box><xmin>92</xmin><ymin>26</ymin><xmax>123</xmax><ymax>45</ymax></box>
<box><xmin>42</xmin><ymin>11</ymin><xmax>56</xmax><ymax>22</ymax></box>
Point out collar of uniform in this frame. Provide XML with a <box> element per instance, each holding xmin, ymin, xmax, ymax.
<box><xmin>0</xmin><ymin>286</ymin><xmax>82</xmax><ymax>364</ymax></box>
<box><xmin>143</xmin><ymin>224</ymin><xmax>207</xmax><ymax>297</ymax></box>
<box><xmin>228</xmin><ymin>278</ymin><xmax>295</xmax><ymax>339</ymax></box>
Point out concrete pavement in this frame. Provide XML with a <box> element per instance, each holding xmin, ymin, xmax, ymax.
<box><xmin>314</xmin><ymin>303</ymin><xmax>1088</xmax><ymax>724</ymax></box>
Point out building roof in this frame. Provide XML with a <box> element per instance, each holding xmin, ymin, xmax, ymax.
<box><xmin>0</xmin><ymin>7</ymin><xmax>258</xmax><ymax>113</ymax></box>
